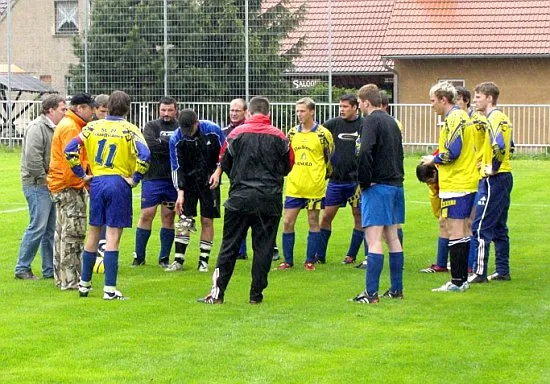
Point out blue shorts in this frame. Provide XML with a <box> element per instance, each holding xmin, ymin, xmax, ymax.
<box><xmin>361</xmin><ymin>184</ymin><xmax>405</xmax><ymax>227</ymax></box>
<box><xmin>441</xmin><ymin>193</ymin><xmax>476</xmax><ymax>219</ymax></box>
<box><xmin>323</xmin><ymin>182</ymin><xmax>360</xmax><ymax>208</ymax></box>
<box><xmin>284</xmin><ymin>197</ymin><xmax>323</xmax><ymax>210</ymax></box>
<box><xmin>89</xmin><ymin>175</ymin><xmax>133</xmax><ymax>228</ymax></box>
<box><xmin>141</xmin><ymin>179</ymin><xmax>177</xmax><ymax>209</ymax></box>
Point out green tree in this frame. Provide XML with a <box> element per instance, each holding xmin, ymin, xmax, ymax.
<box><xmin>69</xmin><ymin>0</ymin><xmax>305</xmax><ymax>102</ymax></box>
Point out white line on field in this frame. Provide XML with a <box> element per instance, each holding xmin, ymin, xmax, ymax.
<box><xmin>0</xmin><ymin>207</ymin><xmax>27</xmax><ymax>214</ymax></box>
<box><xmin>408</xmin><ymin>200</ymin><xmax>550</xmax><ymax>208</ymax></box>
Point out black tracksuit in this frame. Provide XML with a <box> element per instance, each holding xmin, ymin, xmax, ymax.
<box><xmin>211</xmin><ymin>114</ymin><xmax>293</xmax><ymax>302</ymax></box>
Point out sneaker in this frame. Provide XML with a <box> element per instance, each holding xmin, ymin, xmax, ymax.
<box><xmin>382</xmin><ymin>289</ymin><xmax>404</xmax><ymax>299</ymax></box>
<box><xmin>313</xmin><ymin>256</ymin><xmax>325</xmax><ymax>264</ymax></box>
<box><xmin>355</xmin><ymin>260</ymin><xmax>368</xmax><ymax>269</ymax></box>
<box><xmin>236</xmin><ymin>253</ymin><xmax>248</xmax><ymax>260</ymax></box>
<box><xmin>249</xmin><ymin>298</ymin><xmax>263</xmax><ymax>305</ymax></box>
<box><xmin>103</xmin><ymin>290</ymin><xmax>127</xmax><ymax>300</ymax></box>
<box><xmin>197</xmin><ymin>294</ymin><xmax>223</xmax><ymax>304</ymax></box>
<box><xmin>341</xmin><ymin>256</ymin><xmax>356</xmax><ymax>265</ymax></box>
<box><xmin>272</xmin><ymin>248</ymin><xmax>280</xmax><ymax>261</ymax></box>
<box><xmin>488</xmin><ymin>272</ymin><xmax>511</xmax><ymax>281</ymax></box>
<box><xmin>165</xmin><ymin>261</ymin><xmax>183</xmax><ymax>272</ymax></box>
<box><xmin>467</xmin><ymin>274</ymin><xmax>489</xmax><ymax>284</ymax></box>
<box><xmin>304</xmin><ymin>262</ymin><xmax>316</xmax><ymax>271</ymax></box>
<box><xmin>158</xmin><ymin>258</ymin><xmax>170</xmax><ymax>268</ymax></box>
<box><xmin>350</xmin><ymin>291</ymin><xmax>379</xmax><ymax>304</ymax></box>
<box><xmin>78</xmin><ymin>283</ymin><xmax>91</xmax><ymax>297</ymax></box>
<box><xmin>420</xmin><ymin>264</ymin><xmax>448</xmax><ymax>273</ymax></box>
<box><xmin>432</xmin><ymin>281</ymin><xmax>467</xmax><ymax>292</ymax></box>
<box><xmin>198</xmin><ymin>256</ymin><xmax>209</xmax><ymax>272</ymax></box>
<box><xmin>276</xmin><ymin>262</ymin><xmax>293</xmax><ymax>270</ymax></box>
<box><xmin>14</xmin><ymin>270</ymin><xmax>38</xmax><ymax>280</ymax></box>
<box><xmin>131</xmin><ymin>252</ymin><xmax>145</xmax><ymax>267</ymax></box>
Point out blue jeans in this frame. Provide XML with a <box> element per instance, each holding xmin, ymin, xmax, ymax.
<box><xmin>15</xmin><ymin>184</ymin><xmax>56</xmax><ymax>276</ymax></box>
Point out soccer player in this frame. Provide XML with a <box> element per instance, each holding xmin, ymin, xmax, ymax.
<box><xmin>316</xmin><ymin>94</ymin><xmax>364</xmax><ymax>266</ymax></box>
<box><xmin>48</xmin><ymin>92</ymin><xmax>97</xmax><ymax>290</ymax></box>
<box><xmin>278</xmin><ymin>97</ymin><xmax>334</xmax><ymax>271</ymax></box>
<box><xmin>65</xmin><ymin>90</ymin><xmax>151</xmax><ymax>300</ymax></box>
<box><xmin>167</xmin><ymin>109</ymin><xmax>225</xmax><ymax>273</ymax></box>
<box><xmin>198</xmin><ymin>96</ymin><xmax>293</xmax><ymax>304</ymax></box>
<box><xmin>350</xmin><ymin>84</ymin><xmax>405</xmax><ymax>304</ymax></box>
<box><xmin>422</xmin><ymin>82</ymin><xmax>478</xmax><ymax>292</ymax></box>
<box><xmin>93</xmin><ymin>94</ymin><xmax>110</xmax><ymax>257</ymax></box>
<box><xmin>132</xmin><ymin>97</ymin><xmax>180</xmax><ymax>267</ymax></box>
<box><xmin>469</xmin><ymin>82</ymin><xmax>514</xmax><ymax>283</ymax></box>
<box><xmin>15</xmin><ymin>94</ymin><xmax>66</xmax><ymax>280</ymax></box>
<box><xmin>416</xmin><ymin>159</ymin><xmax>450</xmax><ymax>273</ymax></box>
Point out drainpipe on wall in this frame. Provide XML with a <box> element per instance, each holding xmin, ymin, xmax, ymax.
<box><xmin>382</xmin><ymin>57</ymin><xmax>399</xmax><ymax>103</ymax></box>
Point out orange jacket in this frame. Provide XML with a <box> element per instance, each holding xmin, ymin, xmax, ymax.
<box><xmin>48</xmin><ymin>110</ymin><xmax>89</xmax><ymax>193</ymax></box>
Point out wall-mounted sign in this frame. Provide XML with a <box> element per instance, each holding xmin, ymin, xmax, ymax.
<box><xmin>292</xmin><ymin>79</ymin><xmax>320</xmax><ymax>89</ymax></box>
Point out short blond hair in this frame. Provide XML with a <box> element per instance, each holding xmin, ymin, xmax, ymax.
<box><xmin>296</xmin><ymin>97</ymin><xmax>315</xmax><ymax>111</ymax></box>
<box><xmin>430</xmin><ymin>81</ymin><xmax>457</xmax><ymax>104</ymax></box>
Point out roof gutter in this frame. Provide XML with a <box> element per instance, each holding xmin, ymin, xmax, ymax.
<box><xmin>382</xmin><ymin>57</ymin><xmax>399</xmax><ymax>103</ymax></box>
<box><xmin>383</xmin><ymin>54</ymin><xmax>550</xmax><ymax>60</ymax></box>
<box><xmin>281</xmin><ymin>71</ymin><xmax>392</xmax><ymax>77</ymax></box>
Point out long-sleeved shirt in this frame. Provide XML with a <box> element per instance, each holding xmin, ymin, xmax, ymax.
<box><xmin>357</xmin><ymin>110</ymin><xmax>404</xmax><ymax>189</ymax></box>
<box><xmin>21</xmin><ymin>114</ymin><xmax>55</xmax><ymax>186</ymax></box>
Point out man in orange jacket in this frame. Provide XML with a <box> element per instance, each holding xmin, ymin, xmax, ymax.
<box><xmin>47</xmin><ymin>93</ymin><xmax>97</xmax><ymax>290</ymax></box>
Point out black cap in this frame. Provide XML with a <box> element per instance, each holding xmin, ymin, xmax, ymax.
<box><xmin>70</xmin><ymin>92</ymin><xmax>98</xmax><ymax>107</ymax></box>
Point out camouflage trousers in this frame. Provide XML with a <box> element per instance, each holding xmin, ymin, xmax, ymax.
<box><xmin>53</xmin><ymin>188</ymin><xmax>87</xmax><ymax>290</ymax></box>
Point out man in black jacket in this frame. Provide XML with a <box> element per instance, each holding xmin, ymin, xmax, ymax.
<box><xmin>198</xmin><ymin>96</ymin><xmax>294</xmax><ymax>304</ymax></box>
<box><xmin>351</xmin><ymin>84</ymin><xmax>405</xmax><ymax>304</ymax></box>
<box><xmin>132</xmin><ymin>97</ymin><xmax>179</xmax><ymax>267</ymax></box>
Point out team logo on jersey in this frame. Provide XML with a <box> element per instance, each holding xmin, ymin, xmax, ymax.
<box><xmin>159</xmin><ymin>131</ymin><xmax>174</xmax><ymax>138</ymax></box>
<box><xmin>337</xmin><ymin>132</ymin><xmax>359</xmax><ymax>141</ymax></box>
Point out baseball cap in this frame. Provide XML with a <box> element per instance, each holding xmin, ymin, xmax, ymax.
<box><xmin>70</xmin><ymin>92</ymin><xmax>98</xmax><ymax>107</ymax></box>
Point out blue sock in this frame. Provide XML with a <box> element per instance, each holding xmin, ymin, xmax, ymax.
<box><xmin>366</xmin><ymin>253</ymin><xmax>384</xmax><ymax>296</ymax></box>
<box><xmin>397</xmin><ymin>228</ymin><xmax>404</xmax><ymax>247</ymax></box>
<box><xmin>363</xmin><ymin>237</ymin><xmax>369</xmax><ymax>257</ymax></box>
<box><xmin>104</xmin><ymin>250</ymin><xmax>119</xmax><ymax>287</ymax></box>
<box><xmin>306</xmin><ymin>231</ymin><xmax>320</xmax><ymax>262</ymax></box>
<box><xmin>135</xmin><ymin>227</ymin><xmax>151</xmax><ymax>262</ymax></box>
<box><xmin>436</xmin><ymin>237</ymin><xmax>449</xmax><ymax>268</ymax></box>
<box><xmin>317</xmin><ymin>228</ymin><xmax>331</xmax><ymax>261</ymax></box>
<box><xmin>282</xmin><ymin>232</ymin><xmax>295</xmax><ymax>265</ymax></box>
<box><xmin>159</xmin><ymin>228</ymin><xmax>174</xmax><ymax>261</ymax></box>
<box><xmin>389</xmin><ymin>251</ymin><xmax>404</xmax><ymax>292</ymax></box>
<box><xmin>468</xmin><ymin>236</ymin><xmax>476</xmax><ymax>270</ymax></box>
<box><xmin>239</xmin><ymin>237</ymin><xmax>247</xmax><ymax>256</ymax></box>
<box><xmin>346</xmin><ymin>229</ymin><xmax>363</xmax><ymax>259</ymax></box>
<box><xmin>81</xmin><ymin>250</ymin><xmax>97</xmax><ymax>283</ymax></box>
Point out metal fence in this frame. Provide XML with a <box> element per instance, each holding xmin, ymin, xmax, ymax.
<box><xmin>2</xmin><ymin>100</ymin><xmax>549</xmax><ymax>154</ymax></box>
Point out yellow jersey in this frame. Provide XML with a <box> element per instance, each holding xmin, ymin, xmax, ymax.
<box><xmin>481</xmin><ymin>109</ymin><xmax>513</xmax><ymax>176</ymax></box>
<box><xmin>434</xmin><ymin>107</ymin><xmax>478</xmax><ymax>194</ymax></box>
<box><xmin>286</xmin><ymin>123</ymin><xmax>334</xmax><ymax>199</ymax></box>
<box><xmin>65</xmin><ymin>117</ymin><xmax>150</xmax><ymax>182</ymax></box>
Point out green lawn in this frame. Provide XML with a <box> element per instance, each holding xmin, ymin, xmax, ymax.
<box><xmin>0</xmin><ymin>151</ymin><xmax>548</xmax><ymax>383</ymax></box>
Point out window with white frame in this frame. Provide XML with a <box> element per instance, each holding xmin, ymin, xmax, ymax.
<box><xmin>55</xmin><ymin>1</ymin><xmax>79</xmax><ymax>34</ymax></box>
<box><xmin>438</xmin><ymin>79</ymin><xmax>465</xmax><ymax>88</ymax></box>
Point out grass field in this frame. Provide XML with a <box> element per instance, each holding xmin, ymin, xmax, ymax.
<box><xmin>0</xmin><ymin>150</ymin><xmax>548</xmax><ymax>383</ymax></box>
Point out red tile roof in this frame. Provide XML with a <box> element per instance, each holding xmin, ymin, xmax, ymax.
<box><xmin>383</xmin><ymin>0</ymin><xmax>550</xmax><ymax>57</ymax></box>
<box><xmin>277</xmin><ymin>0</ymin><xmax>394</xmax><ymax>74</ymax></box>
